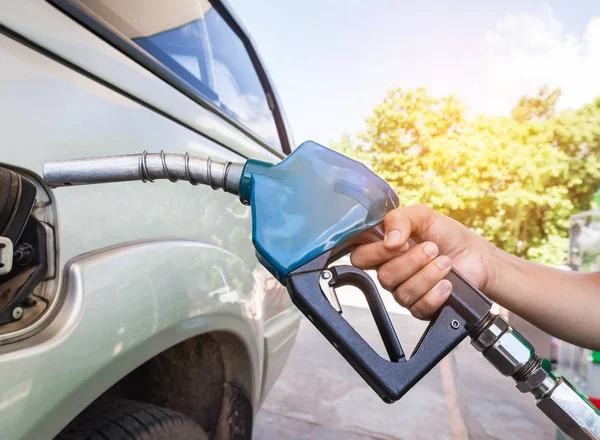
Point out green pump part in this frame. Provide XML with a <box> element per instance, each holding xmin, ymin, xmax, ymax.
<box><xmin>238</xmin><ymin>141</ymin><xmax>399</xmax><ymax>283</ymax></box>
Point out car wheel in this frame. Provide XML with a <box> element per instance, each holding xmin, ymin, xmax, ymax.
<box><xmin>55</xmin><ymin>397</ymin><xmax>209</xmax><ymax>440</ymax></box>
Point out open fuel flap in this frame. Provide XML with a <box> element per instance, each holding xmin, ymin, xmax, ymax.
<box><xmin>0</xmin><ymin>166</ymin><xmax>57</xmax><ymax>340</ymax></box>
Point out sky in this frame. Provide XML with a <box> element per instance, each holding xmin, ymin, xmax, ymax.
<box><xmin>228</xmin><ymin>0</ymin><xmax>600</xmax><ymax>147</ymax></box>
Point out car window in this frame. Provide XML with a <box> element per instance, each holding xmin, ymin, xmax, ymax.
<box><xmin>68</xmin><ymin>0</ymin><xmax>283</xmax><ymax>151</ymax></box>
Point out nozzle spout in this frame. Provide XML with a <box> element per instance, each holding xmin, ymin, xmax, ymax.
<box><xmin>43</xmin><ymin>151</ymin><xmax>245</xmax><ymax>196</ymax></box>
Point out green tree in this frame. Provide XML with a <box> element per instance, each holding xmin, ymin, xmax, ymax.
<box><xmin>334</xmin><ymin>87</ymin><xmax>600</xmax><ymax>265</ymax></box>
<box><xmin>550</xmin><ymin>98</ymin><xmax>600</xmax><ymax>214</ymax></box>
<box><xmin>511</xmin><ymin>85</ymin><xmax>562</xmax><ymax>122</ymax></box>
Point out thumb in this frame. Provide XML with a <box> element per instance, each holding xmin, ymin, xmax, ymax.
<box><xmin>383</xmin><ymin>204</ymin><xmax>438</xmax><ymax>250</ymax></box>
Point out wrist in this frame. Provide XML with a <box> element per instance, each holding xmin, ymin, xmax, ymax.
<box><xmin>480</xmin><ymin>240</ymin><xmax>510</xmax><ymax>299</ymax></box>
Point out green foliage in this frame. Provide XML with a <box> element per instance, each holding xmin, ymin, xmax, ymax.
<box><xmin>511</xmin><ymin>85</ymin><xmax>562</xmax><ymax>122</ymax></box>
<box><xmin>333</xmin><ymin>87</ymin><xmax>600</xmax><ymax>265</ymax></box>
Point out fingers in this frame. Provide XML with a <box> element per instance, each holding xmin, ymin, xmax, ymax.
<box><xmin>383</xmin><ymin>204</ymin><xmax>438</xmax><ymax>249</ymax></box>
<box><xmin>372</xmin><ymin>241</ymin><xmax>453</xmax><ymax>318</ymax></box>
<box><xmin>350</xmin><ymin>240</ymin><xmax>409</xmax><ymax>269</ymax></box>
<box><xmin>389</xmin><ymin>255</ymin><xmax>452</xmax><ymax>309</ymax></box>
<box><xmin>409</xmin><ymin>279</ymin><xmax>454</xmax><ymax>320</ymax></box>
<box><xmin>351</xmin><ymin>205</ymin><xmax>440</xmax><ymax>269</ymax></box>
<box><xmin>376</xmin><ymin>242</ymin><xmax>440</xmax><ymax>291</ymax></box>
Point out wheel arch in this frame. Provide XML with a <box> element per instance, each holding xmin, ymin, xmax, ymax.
<box><xmin>103</xmin><ymin>330</ymin><xmax>254</xmax><ymax>438</ymax></box>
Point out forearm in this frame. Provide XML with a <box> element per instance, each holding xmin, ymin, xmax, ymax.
<box><xmin>485</xmin><ymin>247</ymin><xmax>600</xmax><ymax>351</ymax></box>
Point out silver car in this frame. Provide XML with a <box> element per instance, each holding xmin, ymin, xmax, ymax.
<box><xmin>0</xmin><ymin>1</ymin><xmax>300</xmax><ymax>438</ymax></box>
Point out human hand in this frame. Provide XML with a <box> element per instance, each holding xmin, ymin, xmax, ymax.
<box><xmin>351</xmin><ymin>205</ymin><xmax>496</xmax><ymax>319</ymax></box>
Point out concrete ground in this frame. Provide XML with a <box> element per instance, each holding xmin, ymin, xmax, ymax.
<box><xmin>253</xmin><ymin>301</ymin><xmax>555</xmax><ymax>439</ymax></box>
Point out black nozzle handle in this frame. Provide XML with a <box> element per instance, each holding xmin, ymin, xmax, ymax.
<box><xmin>286</xmin><ymin>251</ymin><xmax>469</xmax><ymax>402</ymax></box>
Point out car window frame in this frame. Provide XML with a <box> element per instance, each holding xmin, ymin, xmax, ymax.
<box><xmin>47</xmin><ymin>0</ymin><xmax>292</xmax><ymax>156</ymax></box>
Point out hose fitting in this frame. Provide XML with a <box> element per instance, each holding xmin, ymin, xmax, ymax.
<box><xmin>471</xmin><ymin>314</ymin><xmax>600</xmax><ymax>439</ymax></box>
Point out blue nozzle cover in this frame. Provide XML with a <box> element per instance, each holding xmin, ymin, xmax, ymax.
<box><xmin>240</xmin><ymin>141</ymin><xmax>398</xmax><ymax>283</ymax></box>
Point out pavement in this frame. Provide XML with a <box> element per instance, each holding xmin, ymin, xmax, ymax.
<box><xmin>253</xmin><ymin>291</ymin><xmax>555</xmax><ymax>439</ymax></box>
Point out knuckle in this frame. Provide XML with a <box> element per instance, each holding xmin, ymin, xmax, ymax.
<box><xmin>411</xmin><ymin>298</ymin><xmax>437</xmax><ymax>320</ymax></box>
<box><xmin>375</xmin><ymin>245</ymin><xmax>388</xmax><ymax>262</ymax></box>
<box><xmin>421</xmin><ymin>269</ymin><xmax>436</xmax><ymax>285</ymax></box>
<box><xmin>414</xmin><ymin>203</ymin><xmax>432</xmax><ymax>214</ymax></box>
<box><xmin>386</xmin><ymin>209</ymin><xmax>407</xmax><ymax>226</ymax></box>
<box><xmin>377</xmin><ymin>269</ymin><xmax>393</xmax><ymax>290</ymax></box>
<box><xmin>409</xmin><ymin>301</ymin><xmax>433</xmax><ymax>320</ymax></box>
<box><xmin>349</xmin><ymin>251</ymin><xmax>361</xmax><ymax>267</ymax></box>
<box><xmin>410</xmin><ymin>305</ymin><xmax>425</xmax><ymax>320</ymax></box>
<box><xmin>421</xmin><ymin>295</ymin><xmax>439</xmax><ymax>314</ymax></box>
<box><xmin>408</xmin><ymin>251</ymin><xmax>422</xmax><ymax>269</ymax></box>
<box><xmin>387</xmin><ymin>208</ymin><xmax>404</xmax><ymax>220</ymax></box>
<box><xmin>394</xmin><ymin>286</ymin><xmax>414</xmax><ymax>307</ymax></box>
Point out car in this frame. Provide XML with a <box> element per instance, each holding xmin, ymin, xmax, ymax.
<box><xmin>0</xmin><ymin>1</ymin><xmax>300</xmax><ymax>439</ymax></box>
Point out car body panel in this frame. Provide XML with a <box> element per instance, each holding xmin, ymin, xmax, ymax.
<box><xmin>0</xmin><ymin>240</ymin><xmax>264</xmax><ymax>440</ymax></box>
<box><xmin>0</xmin><ymin>4</ymin><xmax>300</xmax><ymax>437</ymax></box>
<box><xmin>261</xmin><ymin>307</ymin><xmax>301</xmax><ymax>403</ymax></box>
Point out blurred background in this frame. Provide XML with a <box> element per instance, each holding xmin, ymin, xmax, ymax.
<box><xmin>232</xmin><ymin>0</ymin><xmax>600</xmax><ymax>266</ymax></box>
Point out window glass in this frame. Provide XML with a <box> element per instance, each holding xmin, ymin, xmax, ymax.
<box><xmin>73</xmin><ymin>0</ymin><xmax>282</xmax><ymax>150</ymax></box>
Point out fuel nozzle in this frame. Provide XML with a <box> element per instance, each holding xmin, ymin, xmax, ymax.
<box><xmin>43</xmin><ymin>151</ymin><xmax>245</xmax><ymax>196</ymax></box>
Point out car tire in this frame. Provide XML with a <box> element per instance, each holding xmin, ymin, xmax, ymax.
<box><xmin>55</xmin><ymin>397</ymin><xmax>209</xmax><ymax>440</ymax></box>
